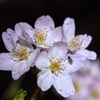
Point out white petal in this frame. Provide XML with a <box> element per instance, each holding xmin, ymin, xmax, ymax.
<box><xmin>34</xmin><ymin>15</ymin><xmax>54</xmax><ymax>31</ymax></box>
<box><xmin>53</xmin><ymin>73</ymin><xmax>75</xmax><ymax>97</ymax></box>
<box><xmin>37</xmin><ymin>70</ymin><xmax>53</xmax><ymax>91</ymax></box>
<box><xmin>63</xmin><ymin>17</ymin><xmax>75</xmax><ymax>43</ymax></box>
<box><xmin>45</xmin><ymin>26</ymin><xmax>63</xmax><ymax>46</ymax></box>
<box><xmin>35</xmin><ymin>51</ymin><xmax>50</xmax><ymax>70</ymax></box>
<box><xmin>28</xmin><ymin>48</ymin><xmax>40</xmax><ymax>67</ymax></box>
<box><xmin>0</xmin><ymin>53</ymin><xmax>17</xmax><ymax>70</ymax></box>
<box><xmin>64</xmin><ymin>54</ymin><xmax>86</xmax><ymax>73</ymax></box>
<box><xmin>76</xmin><ymin>49</ymin><xmax>97</xmax><ymax>60</ymax></box>
<box><xmin>12</xmin><ymin>60</ymin><xmax>30</xmax><ymax>80</ymax></box>
<box><xmin>48</xmin><ymin>42</ymin><xmax>68</xmax><ymax>60</ymax></box>
<box><xmin>77</xmin><ymin>34</ymin><xmax>92</xmax><ymax>49</ymax></box>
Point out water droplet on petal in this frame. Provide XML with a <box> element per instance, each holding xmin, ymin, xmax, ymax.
<box><xmin>59</xmin><ymin>88</ymin><xmax>63</xmax><ymax>92</ymax></box>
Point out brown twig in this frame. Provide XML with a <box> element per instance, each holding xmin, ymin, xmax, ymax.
<box><xmin>30</xmin><ymin>85</ymin><xmax>45</xmax><ymax>100</ymax></box>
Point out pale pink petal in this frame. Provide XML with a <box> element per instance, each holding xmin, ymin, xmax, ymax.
<box><xmin>89</xmin><ymin>59</ymin><xmax>100</xmax><ymax>77</ymax></box>
<box><xmin>6</xmin><ymin>28</ymin><xmax>19</xmax><ymax>44</ymax></box>
<box><xmin>64</xmin><ymin>54</ymin><xmax>86</xmax><ymax>73</ymax></box>
<box><xmin>12</xmin><ymin>60</ymin><xmax>30</xmax><ymax>80</ymax></box>
<box><xmin>2</xmin><ymin>29</ymin><xmax>18</xmax><ymax>52</ymax></box>
<box><xmin>17</xmin><ymin>38</ymin><xmax>34</xmax><ymax>51</ymax></box>
<box><xmin>76</xmin><ymin>49</ymin><xmax>97</xmax><ymax>60</ymax></box>
<box><xmin>63</xmin><ymin>17</ymin><xmax>75</xmax><ymax>43</ymax></box>
<box><xmin>7</xmin><ymin>28</ymin><xmax>15</xmax><ymax>34</ymax></box>
<box><xmin>34</xmin><ymin>15</ymin><xmax>54</xmax><ymax>31</ymax></box>
<box><xmin>48</xmin><ymin>42</ymin><xmax>68</xmax><ymax>60</ymax></box>
<box><xmin>37</xmin><ymin>70</ymin><xmax>53</xmax><ymax>91</ymax></box>
<box><xmin>2</xmin><ymin>32</ymin><xmax>14</xmax><ymax>52</ymax></box>
<box><xmin>35</xmin><ymin>51</ymin><xmax>50</xmax><ymax>70</ymax></box>
<box><xmin>45</xmin><ymin>26</ymin><xmax>63</xmax><ymax>46</ymax></box>
<box><xmin>68</xmin><ymin>75</ymin><xmax>90</xmax><ymax>100</ymax></box>
<box><xmin>0</xmin><ymin>53</ymin><xmax>17</xmax><ymax>70</ymax></box>
<box><xmin>16</xmin><ymin>22</ymin><xmax>34</xmax><ymax>34</ymax></box>
<box><xmin>35</xmin><ymin>45</ymin><xmax>50</xmax><ymax>49</ymax></box>
<box><xmin>53</xmin><ymin>73</ymin><xmax>75</xmax><ymax>97</ymax></box>
<box><xmin>15</xmin><ymin>22</ymin><xmax>35</xmax><ymax>43</ymax></box>
<box><xmin>14</xmin><ymin>23</ymin><xmax>23</xmax><ymax>35</ymax></box>
<box><xmin>22</xmin><ymin>30</ymin><xmax>35</xmax><ymax>44</ymax></box>
<box><xmin>28</xmin><ymin>48</ymin><xmax>40</xmax><ymax>67</ymax></box>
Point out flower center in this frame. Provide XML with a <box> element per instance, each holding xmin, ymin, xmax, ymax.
<box><xmin>68</xmin><ymin>36</ymin><xmax>83</xmax><ymax>51</ymax></box>
<box><xmin>92</xmin><ymin>90</ymin><xmax>100</xmax><ymax>98</ymax></box>
<box><xmin>12</xmin><ymin>44</ymin><xmax>30</xmax><ymax>61</ymax></box>
<box><xmin>74</xmin><ymin>82</ymin><xmax>80</xmax><ymax>92</ymax></box>
<box><xmin>34</xmin><ymin>28</ymin><xmax>48</xmax><ymax>46</ymax></box>
<box><xmin>49</xmin><ymin>59</ymin><xmax>64</xmax><ymax>73</ymax></box>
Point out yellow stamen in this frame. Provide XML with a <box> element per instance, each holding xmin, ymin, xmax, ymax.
<box><xmin>74</xmin><ymin>82</ymin><xmax>80</xmax><ymax>92</ymax></box>
<box><xmin>92</xmin><ymin>90</ymin><xmax>100</xmax><ymax>98</ymax></box>
<box><xmin>12</xmin><ymin>45</ymin><xmax>30</xmax><ymax>61</ymax></box>
<box><xmin>35</xmin><ymin>28</ymin><xmax>48</xmax><ymax>46</ymax></box>
<box><xmin>49</xmin><ymin>60</ymin><xmax>64</xmax><ymax>73</ymax></box>
<box><xmin>68</xmin><ymin>36</ymin><xmax>83</xmax><ymax>51</ymax></box>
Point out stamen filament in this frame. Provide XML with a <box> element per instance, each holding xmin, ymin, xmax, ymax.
<box><xmin>34</xmin><ymin>28</ymin><xmax>48</xmax><ymax>46</ymax></box>
<box><xmin>48</xmin><ymin>59</ymin><xmax>64</xmax><ymax>73</ymax></box>
<box><xmin>12</xmin><ymin>44</ymin><xmax>30</xmax><ymax>61</ymax></box>
<box><xmin>68</xmin><ymin>36</ymin><xmax>83</xmax><ymax>51</ymax></box>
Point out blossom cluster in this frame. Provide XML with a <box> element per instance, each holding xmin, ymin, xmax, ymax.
<box><xmin>0</xmin><ymin>15</ymin><xmax>97</xmax><ymax>97</ymax></box>
<box><xmin>66</xmin><ymin>59</ymin><xmax>100</xmax><ymax>100</ymax></box>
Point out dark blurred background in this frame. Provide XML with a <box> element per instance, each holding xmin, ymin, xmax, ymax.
<box><xmin>0</xmin><ymin>0</ymin><xmax>100</xmax><ymax>100</ymax></box>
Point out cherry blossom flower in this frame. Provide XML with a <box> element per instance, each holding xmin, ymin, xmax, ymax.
<box><xmin>67</xmin><ymin>75</ymin><xmax>90</xmax><ymax>100</ymax></box>
<box><xmin>15</xmin><ymin>15</ymin><xmax>62</xmax><ymax>48</ymax></box>
<box><xmin>0</xmin><ymin>15</ymin><xmax>98</xmax><ymax>99</ymax></box>
<box><xmin>0</xmin><ymin>31</ymin><xmax>40</xmax><ymax>80</ymax></box>
<box><xmin>35</xmin><ymin>42</ymin><xmax>86</xmax><ymax>97</ymax></box>
<box><xmin>62</xmin><ymin>17</ymin><xmax>97</xmax><ymax>60</ymax></box>
<box><xmin>65</xmin><ymin>59</ymin><xmax>100</xmax><ymax>100</ymax></box>
<box><xmin>90</xmin><ymin>81</ymin><xmax>100</xmax><ymax>100</ymax></box>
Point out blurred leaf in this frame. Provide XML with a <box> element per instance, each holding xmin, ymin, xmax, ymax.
<box><xmin>13</xmin><ymin>89</ymin><xmax>27</xmax><ymax>100</ymax></box>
